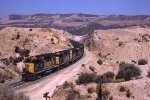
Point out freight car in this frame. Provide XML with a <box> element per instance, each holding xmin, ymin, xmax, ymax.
<box><xmin>22</xmin><ymin>42</ymin><xmax>84</xmax><ymax>81</ymax></box>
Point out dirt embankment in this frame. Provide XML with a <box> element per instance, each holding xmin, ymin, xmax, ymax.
<box><xmin>50</xmin><ymin>26</ymin><xmax>150</xmax><ymax>100</ymax></box>
<box><xmin>0</xmin><ymin>27</ymin><xmax>72</xmax><ymax>81</ymax></box>
<box><xmin>91</xmin><ymin>26</ymin><xmax>150</xmax><ymax>64</ymax></box>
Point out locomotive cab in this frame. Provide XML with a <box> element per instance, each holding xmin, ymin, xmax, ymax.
<box><xmin>24</xmin><ymin>63</ymin><xmax>35</xmax><ymax>73</ymax></box>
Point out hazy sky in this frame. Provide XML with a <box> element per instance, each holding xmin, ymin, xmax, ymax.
<box><xmin>0</xmin><ymin>0</ymin><xmax>150</xmax><ymax>18</ymax></box>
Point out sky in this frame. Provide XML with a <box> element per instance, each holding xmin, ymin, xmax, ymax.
<box><xmin>0</xmin><ymin>0</ymin><xmax>150</xmax><ymax>18</ymax></box>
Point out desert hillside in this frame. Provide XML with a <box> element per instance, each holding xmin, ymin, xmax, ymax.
<box><xmin>91</xmin><ymin>26</ymin><xmax>150</xmax><ymax>64</ymax></box>
<box><xmin>50</xmin><ymin>26</ymin><xmax>150</xmax><ymax>100</ymax></box>
<box><xmin>1</xmin><ymin>14</ymin><xmax>150</xmax><ymax>35</ymax></box>
<box><xmin>0</xmin><ymin>27</ymin><xmax>72</xmax><ymax>81</ymax></box>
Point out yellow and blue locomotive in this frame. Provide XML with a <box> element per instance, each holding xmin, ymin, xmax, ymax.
<box><xmin>22</xmin><ymin>43</ymin><xmax>84</xmax><ymax>81</ymax></box>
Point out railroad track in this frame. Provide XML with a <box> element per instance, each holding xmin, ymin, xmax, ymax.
<box><xmin>9</xmin><ymin>81</ymin><xmax>28</xmax><ymax>88</ymax></box>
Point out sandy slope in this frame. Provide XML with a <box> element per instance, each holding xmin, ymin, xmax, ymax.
<box><xmin>15</xmin><ymin>49</ymin><xmax>94</xmax><ymax>100</ymax></box>
<box><xmin>0</xmin><ymin>27</ymin><xmax>72</xmax><ymax>80</ymax></box>
<box><xmin>50</xmin><ymin>26</ymin><xmax>150</xmax><ymax>100</ymax></box>
<box><xmin>91</xmin><ymin>26</ymin><xmax>150</xmax><ymax>63</ymax></box>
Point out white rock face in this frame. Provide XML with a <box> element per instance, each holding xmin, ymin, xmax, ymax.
<box><xmin>91</xmin><ymin>26</ymin><xmax>150</xmax><ymax>63</ymax></box>
<box><xmin>0</xmin><ymin>27</ymin><xmax>73</xmax><ymax>59</ymax></box>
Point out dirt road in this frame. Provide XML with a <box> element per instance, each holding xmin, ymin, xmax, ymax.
<box><xmin>15</xmin><ymin>49</ymin><xmax>94</xmax><ymax>100</ymax></box>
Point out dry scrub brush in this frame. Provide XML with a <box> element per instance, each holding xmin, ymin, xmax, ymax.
<box><xmin>138</xmin><ymin>59</ymin><xmax>148</xmax><ymax>65</ymax></box>
<box><xmin>116</xmin><ymin>63</ymin><xmax>141</xmax><ymax>81</ymax></box>
<box><xmin>77</xmin><ymin>73</ymin><xmax>96</xmax><ymax>84</ymax></box>
<box><xmin>0</xmin><ymin>85</ymin><xmax>30</xmax><ymax>100</ymax></box>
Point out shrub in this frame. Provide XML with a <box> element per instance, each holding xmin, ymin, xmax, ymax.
<box><xmin>95</xmin><ymin>74</ymin><xmax>102</xmax><ymax>83</ymax></box>
<box><xmin>81</xmin><ymin>64</ymin><xmax>85</xmax><ymax>67</ymax></box>
<box><xmin>15</xmin><ymin>46</ymin><xmax>20</xmax><ymax>53</ymax></box>
<box><xmin>13</xmin><ymin>57</ymin><xmax>24</xmax><ymax>65</ymax></box>
<box><xmin>0</xmin><ymin>85</ymin><xmax>30</xmax><ymax>100</ymax></box>
<box><xmin>102</xmin><ymin>89</ymin><xmax>110</xmax><ymax>99</ymax></box>
<box><xmin>66</xmin><ymin>91</ymin><xmax>79</xmax><ymax>100</ymax></box>
<box><xmin>0</xmin><ymin>76</ymin><xmax>4</xmax><ymax>83</ymax></box>
<box><xmin>116</xmin><ymin>63</ymin><xmax>141</xmax><ymax>81</ymax></box>
<box><xmin>138</xmin><ymin>59</ymin><xmax>148</xmax><ymax>65</ymax></box>
<box><xmin>77</xmin><ymin>73</ymin><xmax>96</xmax><ymax>84</ymax></box>
<box><xmin>119</xmin><ymin>86</ymin><xmax>126</xmax><ymax>92</ymax></box>
<box><xmin>126</xmin><ymin>90</ymin><xmax>131</xmax><ymax>98</ymax></box>
<box><xmin>131</xmin><ymin>60</ymin><xmax>136</xmax><ymax>64</ymax></box>
<box><xmin>87</xmin><ymin>87</ymin><xmax>96</xmax><ymax>93</ymax></box>
<box><xmin>118</xmin><ymin>42</ymin><xmax>123</xmax><ymax>46</ymax></box>
<box><xmin>103</xmin><ymin>71</ymin><xmax>115</xmax><ymax>83</ymax></box>
<box><xmin>89</xmin><ymin>66</ymin><xmax>95</xmax><ymax>72</ymax></box>
<box><xmin>16</xmin><ymin>32</ymin><xmax>20</xmax><ymax>39</ymax></box>
<box><xmin>147</xmin><ymin>71</ymin><xmax>150</xmax><ymax>77</ymax></box>
<box><xmin>63</xmin><ymin>81</ymin><xmax>73</xmax><ymax>89</ymax></box>
<box><xmin>29</xmin><ymin>29</ymin><xmax>32</xmax><ymax>31</ymax></box>
<box><xmin>97</xmin><ymin>59</ymin><xmax>103</xmax><ymax>65</ymax></box>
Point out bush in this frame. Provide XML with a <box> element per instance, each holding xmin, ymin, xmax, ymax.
<box><xmin>116</xmin><ymin>63</ymin><xmax>141</xmax><ymax>81</ymax></box>
<box><xmin>63</xmin><ymin>81</ymin><xmax>73</xmax><ymax>89</ymax></box>
<box><xmin>81</xmin><ymin>64</ymin><xmax>85</xmax><ymax>67</ymax></box>
<box><xmin>97</xmin><ymin>59</ymin><xmax>103</xmax><ymax>65</ymax></box>
<box><xmin>87</xmin><ymin>87</ymin><xmax>96</xmax><ymax>93</ymax></box>
<box><xmin>102</xmin><ymin>89</ymin><xmax>110</xmax><ymax>99</ymax></box>
<box><xmin>147</xmin><ymin>71</ymin><xmax>150</xmax><ymax>77</ymax></box>
<box><xmin>95</xmin><ymin>74</ymin><xmax>102</xmax><ymax>83</ymax></box>
<box><xmin>13</xmin><ymin>57</ymin><xmax>24</xmax><ymax>65</ymax></box>
<box><xmin>103</xmin><ymin>71</ymin><xmax>115</xmax><ymax>83</ymax></box>
<box><xmin>0</xmin><ymin>85</ymin><xmax>30</xmax><ymax>100</ymax></box>
<box><xmin>77</xmin><ymin>73</ymin><xmax>96</xmax><ymax>84</ymax></box>
<box><xmin>126</xmin><ymin>90</ymin><xmax>131</xmax><ymax>98</ymax></box>
<box><xmin>89</xmin><ymin>66</ymin><xmax>95</xmax><ymax>72</ymax></box>
<box><xmin>0</xmin><ymin>76</ymin><xmax>4</xmax><ymax>83</ymax></box>
<box><xmin>29</xmin><ymin>29</ymin><xmax>32</xmax><ymax>31</ymax></box>
<box><xmin>119</xmin><ymin>86</ymin><xmax>126</xmax><ymax>92</ymax></box>
<box><xmin>66</xmin><ymin>91</ymin><xmax>79</xmax><ymax>100</ymax></box>
<box><xmin>138</xmin><ymin>59</ymin><xmax>148</xmax><ymax>65</ymax></box>
<box><xmin>16</xmin><ymin>32</ymin><xmax>20</xmax><ymax>39</ymax></box>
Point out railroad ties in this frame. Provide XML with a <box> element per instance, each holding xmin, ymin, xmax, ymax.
<box><xmin>9</xmin><ymin>81</ymin><xmax>28</xmax><ymax>88</ymax></box>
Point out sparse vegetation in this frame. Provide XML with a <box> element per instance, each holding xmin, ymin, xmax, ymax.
<box><xmin>87</xmin><ymin>87</ymin><xmax>95</xmax><ymax>93</ymax></box>
<box><xmin>14</xmin><ymin>46</ymin><xmax>30</xmax><ymax>57</ymax></box>
<box><xmin>118</xmin><ymin>42</ymin><xmax>123</xmax><ymax>46</ymax></box>
<box><xmin>119</xmin><ymin>86</ymin><xmax>126</xmax><ymax>92</ymax></box>
<box><xmin>131</xmin><ymin>60</ymin><xmax>136</xmax><ymax>64</ymax></box>
<box><xmin>89</xmin><ymin>66</ymin><xmax>95</xmax><ymax>72</ymax></box>
<box><xmin>116</xmin><ymin>63</ymin><xmax>141</xmax><ymax>81</ymax></box>
<box><xmin>77</xmin><ymin>73</ymin><xmax>96</xmax><ymax>84</ymax></box>
<box><xmin>29</xmin><ymin>29</ymin><xmax>32</xmax><ymax>31</ymax></box>
<box><xmin>102</xmin><ymin>89</ymin><xmax>110</xmax><ymax>100</ymax></box>
<box><xmin>142</xmin><ymin>34</ymin><xmax>150</xmax><ymax>42</ymax></box>
<box><xmin>95</xmin><ymin>74</ymin><xmax>102</xmax><ymax>83</ymax></box>
<box><xmin>66</xmin><ymin>91</ymin><xmax>79</xmax><ymax>100</ymax></box>
<box><xmin>63</xmin><ymin>81</ymin><xmax>74</xmax><ymax>89</ymax></box>
<box><xmin>81</xmin><ymin>64</ymin><xmax>85</xmax><ymax>67</ymax></box>
<box><xmin>0</xmin><ymin>75</ymin><xmax>4</xmax><ymax>83</ymax></box>
<box><xmin>138</xmin><ymin>59</ymin><xmax>148</xmax><ymax>65</ymax></box>
<box><xmin>147</xmin><ymin>71</ymin><xmax>150</xmax><ymax>77</ymax></box>
<box><xmin>103</xmin><ymin>71</ymin><xmax>115</xmax><ymax>83</ymax></box>
<box><xmin>97</xmin><ymin>59</ymin><xmax>103</xmax><ymax>65</ymax></box>
<box><xmin>95</xmin><ymin>71</ymin><xmax>115</xmax><ymax>83</ymax></box>
<box><xmin>0</xmin><ymin>85</ymin><xmax>30</xmax><ymax>100</ymax></box>
<box><xmin>13</xmin><ymin>57</ymin><xmax>24</xmax><ymax>65</ymax></box>
<box><xmin>16</xmin><ymin>32</ymin><xmax>20</xmax><ymax>39</ymax></box>
<box><xmin>51</xmin><ymin>38</ymin><xmax>54</xmax><ymax>44</ymax></box>
<box><xmin>126</xmin><ymin>89</ymin><xmax>131</xmax><ymax>98</ymax></box>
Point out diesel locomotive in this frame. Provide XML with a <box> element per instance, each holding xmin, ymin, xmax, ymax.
<box><xmin>22</xmin><ymin>41</ymin><xmax>84</xmax><ymax>81</ymax></box>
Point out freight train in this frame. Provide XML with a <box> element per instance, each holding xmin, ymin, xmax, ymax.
<box><xmin>22</xmin><ymin>41</ymin><xmax>84</xmax><ymax>81</ymax></box>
